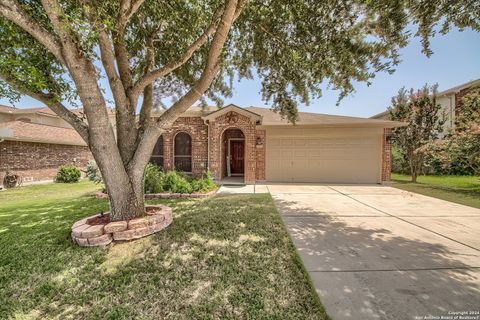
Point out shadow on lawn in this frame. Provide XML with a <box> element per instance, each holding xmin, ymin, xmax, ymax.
<box><xmin>0</xmin><ymin>192</ymin><xmax>327</xmax><ymax>319</ymax></box>
<box><xmin>273</xmin><ymin>197</ymin><xmax>480</xmax><ymax>320</ymax></box>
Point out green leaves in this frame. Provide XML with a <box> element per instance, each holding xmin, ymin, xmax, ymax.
<box><xmin>0</xmin><ymin>0</ymin><xmax>478</xmax><ymax>123</ymax></box>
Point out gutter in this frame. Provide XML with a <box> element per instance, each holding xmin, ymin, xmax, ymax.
<box><xmin>203</xmin><ymin>119</ymin><xmax>210</xmax><ymax>171</ymax></box>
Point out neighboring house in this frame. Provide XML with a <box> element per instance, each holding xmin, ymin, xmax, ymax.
<box><xmin>0</xmin><ymin>105</ymin><xmax>96</xmax><ymax>184</ymax></box>
<box><xmin>1</xmin><ymin>103</ymin><xmax>404</xmax><ymax>186</ymax></box>
<box><xmin>371</xmin><ymin>78</ymin><xmax>480</xmax><ymax>134</ymax></box>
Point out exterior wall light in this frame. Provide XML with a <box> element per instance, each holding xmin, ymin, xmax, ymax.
<box><xmin>386</xmin><ymin>133</ymin><xmax>395</xmax><ymax>143</ymax></box>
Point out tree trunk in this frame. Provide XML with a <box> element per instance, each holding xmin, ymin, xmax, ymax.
<box><xmin>86</xmin><ymin>119</ymin><xmax>147</xmax><ymax>221</ymax></box>
<box><xmin>411</xmin><ymin>170</ymin><xmax>417</xmax><ymax>183</ymax></box>
<box><xmin>410</xmin><ymin>163</ymin><xmax>417</xmax><ymax>183</ymax></box>
<box><xmin>409</xmin><ymin>153</ymin><xmax>418</xmax><ymax>183</ymax></box>
<box><xmin>107</xmin><ymin>180</ymin><xmax>145</xmax><ymax>221</ymax></box>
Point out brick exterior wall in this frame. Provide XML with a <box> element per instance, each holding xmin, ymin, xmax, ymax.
<box><xmin>381</xmin><ymin>128</ymin><xmax>392</xmax><ymax>183</ymax></box>
<box><xmin>158</xmin><ymin>117</ymin><xmax>209</xmax><ymax>175</ymax></box>
<box><xmin>0</xmin><ymin>140</ymin><xmax>92</xmax><ymax>184</ymax></box>
<box><xmin>255</xmin><ymin>129</ymin><xmax>266</xmax><ymax>181</ymax></box>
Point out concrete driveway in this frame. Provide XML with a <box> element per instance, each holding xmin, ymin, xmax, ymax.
<box><xmin>268</xmin><ymin>184</ymin><xmax>480</xmax><ymax>320</ymax></box>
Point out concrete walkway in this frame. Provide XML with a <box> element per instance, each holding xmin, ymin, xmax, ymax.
<box><xmin>217</xmin><ymin>184</ymin><xmax>269</xmax><ymax>194</ymax></box>
<box><xmin>269</xmin><ymin>184</ymin><xmax>480</xmax><ymax>320</ymax></box>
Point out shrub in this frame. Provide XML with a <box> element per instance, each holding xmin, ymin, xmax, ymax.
<box><xmin>144</xmin><ymin>163</ymin><xmax>164</xmax><ymax>193</ymax></box>
<box><xmin>143</xmin><ymin>166</ymin><xmax>217</xmax><ymax>194</ymax></box>
<box><xmin>86</xmin><ymin>160</ymin><xmax>103</xmax><ymax>184</ymax></box>
<box><xmin>190</xmin><ymin>171</ymin><xmax>217</xmax><ymax>193</ymax></box>
<box><xmin>391</xmin><ymin>146</ymin><xmax>409</xmax><ymax>174</ymax></box>
<box><xmin>56</xmin><ymin>165</ymin><xmax>81</xmax><ymax>183</ymax></box>
<box><xmin>162</xmin><ymin>171</ymin><xmax>192</xmax><ymax>194</ymax></box>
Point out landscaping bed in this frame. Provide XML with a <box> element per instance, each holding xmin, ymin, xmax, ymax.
<box><xmin>71</xmin><ymin>204</ymin><xmax>173</xmax><ymax>247</ymax></box>
<box><xmin>0</xmin><ymin>181</ymin><xmax>328</xmax><ymax>319</ymax></box>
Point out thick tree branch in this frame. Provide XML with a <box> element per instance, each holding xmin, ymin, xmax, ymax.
<box><xmin>0</xmin><ymin>70</ymin><xmax>89</xmax><ymax>142</ymax></box>
<box><xmin>129</xmin><ymin>0</ymin><xmax>240</xmax><ymax>173</ymax></box>
<box><xmin>118</xmin><ymin>0</ymin><xmax>146</xmax><ymax>32</ymax></box>
<box><xmin>131</xmin><ymin>0</ymin><xmax>246</xmax><ymax>101</ymax></box>
<box><xmin>156</xmin><ymin>0</ymin><xmax>240</xmax><ymax>127</ymax></box>
<box><xmin>138</xmin><ymin>34</ymin><xmax>156</xmax><ymax>131</ymax></box>
<box><xmin>0</xmin><ymin>0</ymin><xmax>65</xmax><ymax>64</ymax></box>
<box><xmin>80</xmin><ymin>1</ymin><xmax>129</xmax><ymax>110</ymax></box>
<box><xmin>113</xmin><ymin>0</ymin><xmax>146</xmax><ymax>96</ymax></box>
<box><xmin>131</xmin><ymin>7</ymin><xmax>224</xmax><ymax>99</ymax></box>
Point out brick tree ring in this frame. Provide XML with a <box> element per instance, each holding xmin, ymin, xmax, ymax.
<box><xmin>71</xmin><ymin>205</ymin><xmax>173</xmax><ymax>247</ymax></box>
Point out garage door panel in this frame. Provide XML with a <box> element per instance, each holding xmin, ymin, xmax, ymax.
<box><xmin>266</xmin><ymin>129</ymin><xmax>382</xmax><ymax>183</ymax></box>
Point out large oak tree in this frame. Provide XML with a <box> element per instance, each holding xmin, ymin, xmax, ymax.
<box><xmin>0</xmin><ymin>0</ymin><xmax>478</xmax><ymax>220</ymax></box>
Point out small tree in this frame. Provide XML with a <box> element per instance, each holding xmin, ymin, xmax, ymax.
<box><xmin>456</xmin><ymin>87</ymin><xmax>480</xmax><ymax>132</ymax></box>
<box><xmin>389</xmin><ymin>85</ymin><xmax>446</xmax><ymax>182</ymax></box>
<box><xmin>449</xmin><ymin>88</ymin><xmax>480</xmax><ymax>174</ymax></box>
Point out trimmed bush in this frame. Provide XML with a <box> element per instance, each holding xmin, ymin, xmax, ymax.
<box><xmin>56</xmin><ymin>165</ymin><xmax>81</xmax><ymax>183</ymax></box>
<box><xmin>162</xmin><ymin>171</ymin><xmax>192</xmax><ymax>194</ymax></box>
<box><xmin>143</xmin><ymin>166</ymin><xmax>217</xmax><ymax>194</ymax></box>
<box><xmin>190</xmin><ymin>171</ymin><xmax>216</xmax><ymax>193</ymax></box>
<box><xmin>144</xmin><ymin>163</ymin><xmax>164</xmax><ymax>193</ymax></box>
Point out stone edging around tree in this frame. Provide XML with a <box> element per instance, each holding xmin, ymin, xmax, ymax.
<box><xmin>71</xmin><ymin>204</ymin><xmax>173</xmax><ymax>247</ymax></box>
<box><xmin>94</xmin><ymin>189</ymin><xmax>217</xmax><ymax>200</ymax></box>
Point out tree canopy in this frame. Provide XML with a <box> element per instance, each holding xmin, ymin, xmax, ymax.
<box><xmin>1</xmin><ymin>0</ymin><xmax>479</xmax><ymax>122</ymax></box>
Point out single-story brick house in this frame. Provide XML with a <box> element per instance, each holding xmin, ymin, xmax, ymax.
<box><xmin>0</xmin><ymin>105</ymin><xmax>93</xmax><ymax>184</ymax></box>
<box><xmin>151</xmin><ymin>104</ymin><xmax>404</xmax><ymax>184</ymax></box>
<box><xmin>0</xmin><ymin>103</ymin><xmax>404</xmax><ymax>186</ymax></box>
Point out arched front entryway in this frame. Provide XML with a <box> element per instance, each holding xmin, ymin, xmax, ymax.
<box><xmin>221</xmin><ymin>128</ymin><xmax>245</xmax><ymax>182</ymax></box>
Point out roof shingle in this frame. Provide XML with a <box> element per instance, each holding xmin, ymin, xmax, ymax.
<box><xmin>0</xmin><ymin>121</ymin><xmax>86</xmax><ymax>146</ymax></box>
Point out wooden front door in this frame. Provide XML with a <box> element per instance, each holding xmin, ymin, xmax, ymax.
<box><xmin>230</xmin><ymin>140</ymin><xmax>245</xmax><ymax>175</ymax></box>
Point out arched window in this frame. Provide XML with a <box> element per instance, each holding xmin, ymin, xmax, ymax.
<box><xmin>150</xmin><ymin>135</ymin><xmax>164</xmax><ymax>168</ymax></box>
<box><xmin>174</xmin><ymin>132</ymin><xmax>192</xmax><ymax>172</ymax></box>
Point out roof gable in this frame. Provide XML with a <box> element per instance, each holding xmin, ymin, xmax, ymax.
<box><xmin>201</xmin><ymin>104</ymin><xmax>262</xmax><ymax>123</ymax></box>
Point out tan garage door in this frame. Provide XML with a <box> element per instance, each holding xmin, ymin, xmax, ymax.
<box><xmin>266</xmin><ymin>127</ymin><xmax>383</xmax><ymax>183</ymax></box>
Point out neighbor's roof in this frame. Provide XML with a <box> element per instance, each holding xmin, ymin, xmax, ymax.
<box><xmin>371</xmin><ymin>78</ymin><xmax>480</xmax><ymax>119</ymax></box>
<box><xmin>0</xmin><ymin>105</ymin><xmax>114</xmax><ymax>117</ymax></box>
<box><xmin>246</xmin><ymin>107</ymin><xmax>405</xmax><ymax>128</ymax></box>
<box><xmin>437</xmin><ymin>78</ymin><xmax>480</xmax><ymax>97</ymax></box>
<box><xmin>0</xmin><ymin>121</ymin><xmax>86</xmax><ymax>146</ymax></box>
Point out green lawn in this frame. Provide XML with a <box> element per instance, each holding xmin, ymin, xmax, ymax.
<box><xmin>391</xmin><ymin>174</ymin><xmax>480</xmax><ymax>209</ymax></box>
<box><xmin>0</xmin><ymin>181</ymin><xmax>327</xmax><ymax>319</ymax></box>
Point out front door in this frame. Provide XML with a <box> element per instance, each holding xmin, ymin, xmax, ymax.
<box><xmin>230</xmin><ymin>140</ymin><xmax>244</xmax><ymax>175</ymax></box>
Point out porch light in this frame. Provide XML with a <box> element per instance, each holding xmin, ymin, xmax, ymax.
<box><xmin>256</xmin><ymin>136</ymin><xmax>263</xmax><ymax>146</ymax></box>
<box><xmin>386</xmin><ymin>133</ymin><xmax>395</xmax><ymax>143</ymax></box>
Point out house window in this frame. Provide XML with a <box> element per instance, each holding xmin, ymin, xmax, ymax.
<box><xmin>150</xmin><ymin>135</ymin><xmax>164</xmax><ymax>168</ymax></box>
<box><xmin>174</xmin><ymin>132</ymin><xmax>192</xmax><ymax>172</ymax></box>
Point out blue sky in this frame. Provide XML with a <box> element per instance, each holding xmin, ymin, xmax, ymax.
<box><xmin>2</xmin><ymin>27</ymin><xmax>479</xmax><ymax>118</ymax></box>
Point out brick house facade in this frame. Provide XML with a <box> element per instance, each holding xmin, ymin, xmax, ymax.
<box><xmin>0</xmin><ymin>140</ymin><xmax>91</xmax><ymax>183</ymax></box>
<box><xmin>150</xmin><ymin>104</ymin><xmax>399</xmax><ymax>184</ymax></box>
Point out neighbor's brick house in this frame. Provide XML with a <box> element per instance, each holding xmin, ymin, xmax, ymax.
<box><xmin>1</xmin><ymin>103</ymin><xmax>403</xmax><ymax>186</ymax></box>
<box><xmin>0</xmin><ymin>106</ymin><xmax>95</xmax><ymax>184</ymax></box>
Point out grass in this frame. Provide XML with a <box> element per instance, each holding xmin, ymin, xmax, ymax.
<box><xmin>391</xmin><ymin>174</ymin><xmax>480</xmax><ymax>209</ymax></box>
<box><xmin>0</xmin><ymin>180</ymin><xmax>327</xmax><ymax>319</ymax></box>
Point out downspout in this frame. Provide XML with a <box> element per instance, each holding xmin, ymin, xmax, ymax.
<box><xmin>204</xmin><ymin>119</ymin><xmax>210</xmax><ymax>172</ymax></box>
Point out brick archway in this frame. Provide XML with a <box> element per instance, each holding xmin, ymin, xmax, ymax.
<box><xmin>208</xmin><ymin>111</ymin><xmax>257</xmax><ymax>183</ymax></box>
